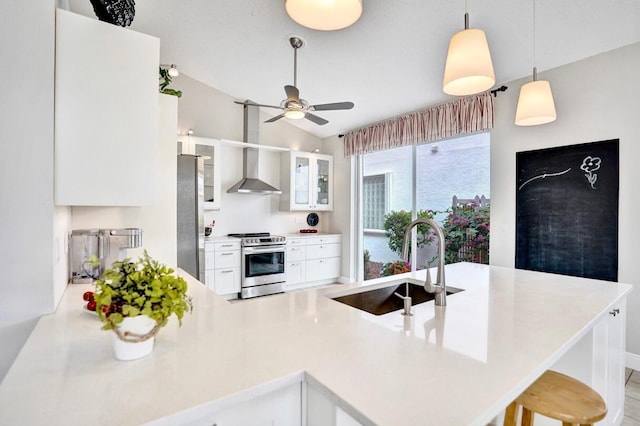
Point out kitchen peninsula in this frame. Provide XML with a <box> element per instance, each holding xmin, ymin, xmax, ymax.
<box><xmin>0</xmin><ymin>263</ymin><xmax>631</xmax><ymax>425</ymax></box>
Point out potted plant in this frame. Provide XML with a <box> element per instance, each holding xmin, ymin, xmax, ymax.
<box><xmin>159</xmin><ymin>67</ymin><xmax>182</xmax><ymax>98</ymax></box>
<box><xmin>94</xmin><ymin>251</ymin><xmax>192</xmax><ymax>360</ymax></box>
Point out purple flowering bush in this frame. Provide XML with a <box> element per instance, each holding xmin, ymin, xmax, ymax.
<box><xmin>441</xmin><ymin>203</ymin><xmax>490</xmax><ymax>264</ymax></box>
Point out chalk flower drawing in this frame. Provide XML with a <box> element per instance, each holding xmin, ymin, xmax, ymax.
<box><xmin>581</xmin><ymin>156</ymin><xmax>601</xmax><ymax>189</ymax></box>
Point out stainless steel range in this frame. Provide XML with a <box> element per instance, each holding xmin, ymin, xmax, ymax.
<box><xmin>229</xmin><ymin>233</ymin><xmax>286</xmax><ymax>299</ymax></box>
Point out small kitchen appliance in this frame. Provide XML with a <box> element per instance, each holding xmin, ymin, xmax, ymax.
<box><xmin>100</xmin><ymin>228</ymin><xmax>143</xmax><ymax>273</ymax></box>
<box><xmin>69</xmin><ymin>227</ymin><xmax>143</xmax><ymax>283</ymax></box>
<box><xmin>229</xmin><ymin>233</ymin><xmax>287</xmax><ymax>299</ymax></box>
<box><xmin>69</xmin><ymin>229</ymin><xmax>102</xmax><ymax>283</ymax></box>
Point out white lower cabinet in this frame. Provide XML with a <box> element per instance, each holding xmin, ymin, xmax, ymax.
<box><xmin>170</xmin><ymin>382</ymin><xmax>302</xmax><ymax>426</ymax></box>
<box><xmin>286</xmin><ymin>235</ymin><xmax>341</xmax><ymax>291</ymax></box>
<box><xmin>505</xmin><ymin>297</ymin><xmax>627</xmax><ymax>426</ymax></box>
<box><xmin>306</xmin><ymin>380</ymin><xmax>364</xmax><ymax>426</ymax></box>
<box><xmin>205</xmin><ymin>240</ymin><xmax>241</xmax><ymax>297</ymax></box>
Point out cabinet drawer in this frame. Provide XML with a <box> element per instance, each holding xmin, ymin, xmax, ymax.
<box><xmin>214</xmin><ymin>241</ymin><xmax>241</xmax><ymax>251</ymax></box>
<box><xmin>306</xmin><ymin>243</ymin><xmax>340</xmax><ymax>260</ymax></box>
<box><xmin>214</xmin><ymin>250</ymin><xmax>240</xmax><ymax>269</ymax></box>
<box><xmin>306</xmin><ymin>257</ymin><xmax>340</xmax><ymax>281</ymax></box>
<box><xmin>287</xmin><ymin>246</ymin><xmax>306</xmax><ymax>262</ymax></box>
<box><xmin>307</xmin><ymin>235</ymin><xmax>341</xmax><ymax>245</ymax></box>
<box><xmin>204</xmin><ymin>251</ymin><xmax>216</xmax><ymax>269</ymax></box>
<box><xmin>214</xmin><ymin>267</ymin><xmax>240</xmax><ymax>295</ymax></box>
<box><xmin>287</xmin><ymin>238</ymin><xmax>305</xmax><ymax>247</ymax></box>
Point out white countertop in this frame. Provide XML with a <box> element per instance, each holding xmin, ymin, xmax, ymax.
<box><xmin>0</xmin><ymin>263</ymin><xmax>631</xmax><ymax>425</ymax></box>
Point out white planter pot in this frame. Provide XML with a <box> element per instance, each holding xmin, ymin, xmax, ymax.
<box><xmin>112</xmin><ymin>315</ymin><xmax>158</xmax><ymax>361</ymax></box>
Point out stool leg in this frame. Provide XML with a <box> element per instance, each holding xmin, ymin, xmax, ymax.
<box><xmin>503</xmin><ymin>401</ymin><xmax>519</xmax><ymax>426</ymax></box>
<box><xmin>521</xmin><ymin>407</ymin><xmax>533</xmax><ymax>426</ymax></box>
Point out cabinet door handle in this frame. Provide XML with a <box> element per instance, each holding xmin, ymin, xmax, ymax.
<box><xmin>610</xmin><ymin>308</ymin><xmax>620</xmax><ymax>316</ymax></box>
<box><xmin>221</xmin><ymin>270</ymin><xmax>233</xmax><ymax>273</ymax></box>
<box><xmin>220</xmin><ymin>244</ymin><xmax>233</xmax><ymax>247</ymax></box>
<box><xmin>221</xmin><ymin>252</ymin><xmax>233</xmax><ymax>256</ymax></box>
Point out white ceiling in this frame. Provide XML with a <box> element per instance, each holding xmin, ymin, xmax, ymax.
<box><xmin>67</xmin><ymin>0</ymin><xmax>640</xmax><ymax>138</ymax></box>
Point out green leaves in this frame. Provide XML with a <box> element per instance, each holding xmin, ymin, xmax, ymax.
<box><xmin>383</xmin><ymin>209</ymin><xmax>436</xmax><ymax>256</ymax></box>
<box><xmin>159</xmin><ymin>67</ymin><xmax>182</xmax><ymax>98</ymax></box>
<box><xmin>94</xmin><ymin>250</ymin><xmax>193</xmax><ymax>330</ymax></box>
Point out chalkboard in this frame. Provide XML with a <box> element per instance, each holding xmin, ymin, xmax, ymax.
<box><xmin>515</xmin><ymin>139</ymin><xmax>619</xmax><ymax>282</ymax></box>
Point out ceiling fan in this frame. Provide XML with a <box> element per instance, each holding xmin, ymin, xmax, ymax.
<box><xmin>235</xmin><ymin>36</ymin><xmax>354</xmax><ymax>126</ymax></box>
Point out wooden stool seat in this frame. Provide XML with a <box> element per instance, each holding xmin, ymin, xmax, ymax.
<box><xmin>504</xmin><ymin>370</ymin><xmax>607</xmax><ymax>426</ymax></box>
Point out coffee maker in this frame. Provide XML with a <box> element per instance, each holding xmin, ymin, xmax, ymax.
<box><xmin>69</xmin><ymin>228</ymin><xmax>143</xmax><ymax>283</ymax></box>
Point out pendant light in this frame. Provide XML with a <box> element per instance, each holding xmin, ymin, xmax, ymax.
<box><xmin>515</xmin><ymin>0</ymin><xmax>556</xmax><ymax>126</ymax></box>
<box><xmin>285</xmin><ymin>0</ymin><xmax>363</xmax><ymax>31</ymax></box>
<box><xmin>442</xmin><ymin>3</ymin><xmax>495</xmax><ymax>96</ymax></box>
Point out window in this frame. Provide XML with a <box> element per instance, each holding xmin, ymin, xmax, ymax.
<box><xmin>363</xmin><ymin>173</ymin><xmax>390</xmax><ymax>230</ymax></box>
<box><xmin>360</xmin><ymin>133</ymin><xmax>490</xmax><ymax>281</ymax></box>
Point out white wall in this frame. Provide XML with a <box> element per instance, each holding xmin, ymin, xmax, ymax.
<box><xmin>172</xmin><ymin>74</ymin><xmax>337</xmax><ymax>237</ymax></box>
<box><xmin>490</xmin><ymin>42</ymin><xmax>640</xmax><ymax>360</ymax></box>
<box><xmin>71</xmin><ymin>95</ymin><xmax>179</xmax><ymax>268</ymax></box>
<box><xmin>323</xmin><ymin>135</ymin><xmax>355</xmax><ymax>283</ymax></box>
<box><xmin>0</xmin><ymin>0</ymin><xmax>63</xmax><ymax>381</ymax></box>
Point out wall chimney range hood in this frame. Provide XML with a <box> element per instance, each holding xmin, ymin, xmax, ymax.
<box><xmin>226</xmin><ymin>102</ymin><xmax>282</xmax><ymax>195</ymax></box>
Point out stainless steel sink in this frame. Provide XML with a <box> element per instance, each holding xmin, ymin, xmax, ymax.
<box><xmin>330</xmin><ymin>282</ymin><xmax>463</xmax><ymax>315</ymax></box>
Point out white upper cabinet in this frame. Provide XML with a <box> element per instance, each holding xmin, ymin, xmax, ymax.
<box><xmin>178</xmin><ymin>136</ymin><xmax>222</xmax><ymax>210</ymax></box>
<box><xmin>280</xmin><ymin>151</ymin><xmax>333</xmax><ymax>211</ymax></box>
<box><xmin>54</xmin><ymin>9</ymin><xmax>159</xmax><ymax>206</ymax></box>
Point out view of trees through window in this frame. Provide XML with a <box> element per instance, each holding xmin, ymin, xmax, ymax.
<box><xmin>362</xmin><ymin>133</ymin><xmax>490</xmax><ymax>280</ymax></box>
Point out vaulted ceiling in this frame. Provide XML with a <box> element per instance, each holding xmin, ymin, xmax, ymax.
<box><xmin>68</xmin><ymin>0</ymin><xmax>640</xmax><ymax>138</ymax></box>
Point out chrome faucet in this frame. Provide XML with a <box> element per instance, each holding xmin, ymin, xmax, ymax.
<box><xmin>401</xmin><ymin>218</ymin><xmax>447</xmax><ymax>306</ymax></box>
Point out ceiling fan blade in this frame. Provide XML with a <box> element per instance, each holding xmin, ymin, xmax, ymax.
<box><xmin>310</xmin><ymin>101</ymin><xmax>355</xmax><ymax>111</ymax></box>
<box><xmin>284</xmin><ymin>85</ymin><xmax>299</xmax><ymax>102</ymax></box>
<box><xmin>304</xmin><ymin>112</ymin><xmax>329</xmax><ymax>126</ymax></box>
<box><xmin>265</xmin><ymin>113</ymin><xmax>286</xmax><ymax>123</ymax></box>
<box><xmin>234</xmin><ymin>100</ymin><xmax>282</xmax><ymax>109</ymax></box>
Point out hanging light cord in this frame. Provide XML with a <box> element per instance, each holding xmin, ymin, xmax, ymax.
<box><xmin>465</xmin><ymin>0</ymin><xmax>469</xmax><ymax>28</ymax></box>
<box><xmin>533</xmin><ymin>0</ymin><xmax>536</xmax><ymax>64</ymax></box>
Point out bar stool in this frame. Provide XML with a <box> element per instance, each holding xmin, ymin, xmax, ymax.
<box><xmin>503</xmin><ymin>370</ymin><xmax>607</xmax><ymax>426</ymax></box>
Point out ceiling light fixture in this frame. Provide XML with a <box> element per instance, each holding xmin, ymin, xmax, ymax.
<box><xmin>442</xmin><ymin>4</ymin><xmax>495</xmax><ymax>96</ymax></box>
<box><xmin>284</xmin><ymin>109</ymin><xmax>305</xmax><ymax>120</ymax></box>
<box><xmin>161</xmin><ymin>64</ymin><xmax>180</xmax><ymax>77</ymax></box>
<box><xmin>285</xmin><ymin>0</ymin><xmax>363</xmax><ymax>31</ymax></box>
<box><xmin>515</xmin><ymin>0</ymin><xmax>556</xmax><ymax>126</ymax></box>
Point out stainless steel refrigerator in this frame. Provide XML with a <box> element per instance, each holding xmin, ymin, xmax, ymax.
<box><xmin>177</xmin><ymin>154</ymin><xmax>204</xmax><ymax>281</ymax></box>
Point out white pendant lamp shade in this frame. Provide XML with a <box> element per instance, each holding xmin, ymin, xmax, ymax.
<box><xmin>285</xmin><ymin>0</ymin><xmax>363</xmax><ymax>31</ymax></box>
<box><xmin>442</xmin><ymin>19</ymin><xmax>495</xmax><ymax>96</ymax></box>
<box><xmin>515</xmin><ymin>68</ymin><xmax>557</xmax><ymax>126</ymax></box>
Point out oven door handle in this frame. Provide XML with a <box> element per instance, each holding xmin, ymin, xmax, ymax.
<box><xmin>243</xmin><ymin>246</ymin><xmax>286</xmax><ymax>254</ymax></box>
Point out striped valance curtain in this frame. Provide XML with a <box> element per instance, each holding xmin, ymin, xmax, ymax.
<box><xmin>342</xmin><ymin>91</ymin><xmax>494</xmax><ymax>157</ymax></box>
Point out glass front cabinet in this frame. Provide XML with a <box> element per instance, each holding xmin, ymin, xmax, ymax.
<box><xmin>280</xmin><ymin>151</ymin><xmax>333</xmax><ymax>211</ymax></box>
<box><xmin>178</xmin><ymin>136</ymin><xmax>222</xmax><ymax>210</ymax></box>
